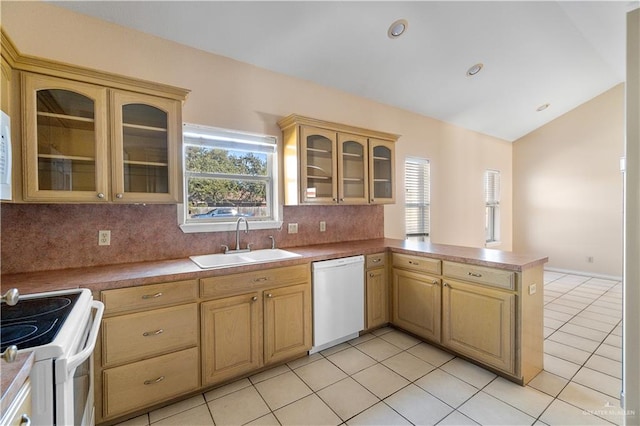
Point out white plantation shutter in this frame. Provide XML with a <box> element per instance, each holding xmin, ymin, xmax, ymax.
<box><xmin>485</xmin><ymin>170</ymin><xmax>500</xmax><ymax>243</ymax></box>
<box><xmin>485</xmin><ymin>170</ymin><xmax>500</xmax><ymax>206</ymax></box>
<box><xmin>405</xmin><ymin>157</ymin><xmax>430</xmax><ymax>240</ymax></box>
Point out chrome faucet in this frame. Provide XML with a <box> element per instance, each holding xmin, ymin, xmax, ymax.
<box><xmin>225</xmin><ymin>217</ymin><xmax>251</xmax><ymax>253</ymax></box>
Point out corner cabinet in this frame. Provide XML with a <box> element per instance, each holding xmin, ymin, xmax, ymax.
<box><xmin>278</xmin><ymin>114</ymin><xmax>398</xmax><ymax>205</ymax></box>
<box><xmin>21</xmin><ymin>73</ymin><xmax>184</xmax><ymax>203</ymax></box>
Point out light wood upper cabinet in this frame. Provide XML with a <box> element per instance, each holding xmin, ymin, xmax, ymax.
<box><xmin>22</xmin><ymin>73</ymin><xmax>183</xmax><ymax>203</ymax></box>
<box><xmin>110</xmin><ymin>90</ymin><xmax>182</xmax><ymax>203</ymax></box>
<box><xmin>338</xmin><ymin>133</ymin><xmax>369</xmax><ymax>204</ymax></box>
<box><xmin>300</xmin><ymin>126</ymin><xmax>337</xmax><ymax>204</ymax></box>
<box><xmin>369</xmin><ymin>139</ymin><xmax>395</xmax><ymax>203</ymax></box>
<box><xmin>22</xmin><ymin>73</ymin><xmax>110</xmax><ymax>202</ymax></box>
<box><xmin>279</xmin><ymin>114</ymin><xmax>399</xmax><ymax>205</ymax></box>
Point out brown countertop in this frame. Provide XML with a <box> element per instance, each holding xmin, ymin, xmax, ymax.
<box><xmin>0</xmin><ymin>238</ymin><xmax>547</xmax><ymax>296</ymax></box>
<box><xmin>1</xmin><ymin>351</ymin><xmax>34</xmax><ymax>415</ymax></box>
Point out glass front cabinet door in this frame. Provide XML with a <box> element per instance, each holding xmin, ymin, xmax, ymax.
<box><xmin>110</xmin><ymin>91</ymin><xmax>181</xmax><ymax>203</ymax></box>
<box><xmin>22</xmin><ymin>73</ymin><xmax>182</xmax><ymax>203</ymax></box>
<box><xmin>23</xmin><ymin>73</ymin><xmax>109</xmax><ymax>202</ymax></box>
<box><xmin>369</xmin><ymin>138</ymin><xmax>395</xmax><ymax>204</ymax></box>
<box><xmin>338</xmin><ymin>133</ymin><xmax>368</xmax><ymax>204</ymax></box>
<box><xmin>300</xmin><ymin>126</ymin><xmax>337</xmax><ymax>204</ymax></box>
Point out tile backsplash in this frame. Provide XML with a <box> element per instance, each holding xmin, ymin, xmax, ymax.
<box><xmin>0</xmin><ymin>203</ymin><xmax>383</xmax><ymax>274</ymax></box>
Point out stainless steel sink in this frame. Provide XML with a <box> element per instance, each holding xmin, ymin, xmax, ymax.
<box><xmin>190</xmin><ymin>249</ymin><xmax>301</xmax><ymax>269</ymax></box>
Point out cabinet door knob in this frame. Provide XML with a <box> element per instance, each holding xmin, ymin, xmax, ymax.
<box><xmin>115</xmin><ymin>193</ymin><xmax>124</xmax><ymax>199</ymax></box>
<box><xmin>266</xmin><ymin>293</ymin><xmax>273</xmax><ymax>298</ymax></box>
<box><xmin>251</xmin><ymin>296</ymin><xmax>258</xmax><ymax>302</ymax></box>
<box><xmin>443</xmin><ymin>282</ymin><xmax>449</xmax><ymax>287</ymax></box>
<box><xmin>97</xmin><ymin>193</ymin><xmax>105</xmax><ymax>199</ymax></box>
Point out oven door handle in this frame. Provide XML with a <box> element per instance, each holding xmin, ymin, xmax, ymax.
<box><xmin>66</xmin><ymin>300</ymin><xmax>105</xmax><ymax>374</ymax></box>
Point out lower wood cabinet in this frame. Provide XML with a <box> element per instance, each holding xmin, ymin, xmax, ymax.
<box><xmin>392</xmin><ymin>268</ymin><xmax>441</xmax><ymax>342</ymax></box>
<box><xmin>200</xmin><ymin>266</ymin><xmax>312</xmax><ymax>387</ymax></box>
<box><xmin>442</xmin><ymin>278</ymin><xmax>515</xmax><ymax>374</ymax></box>
<box><xmin>102</xmin><ymin>347</ymin><xmax>199</xmax><ymax>418</ymax></box>
<box><xmin>365</xmin><ymin>253</ymin><xmax>388</xmax><ymax>330</ymax></box>
<box><xmin>264</xmin><ymin>283</ymin><xmax>312</xmax><ymax>365</ymax></box>
<box><xmin>201</xmin><ymin>292</ymin><xmax>262</xmax><ymax>385</ymax></box>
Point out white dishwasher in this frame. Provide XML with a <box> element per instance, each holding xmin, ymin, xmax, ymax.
<box><xmin>310</xmin><ymin>255</ymin><xmax>365</xmax><ymax>354</ymax></box>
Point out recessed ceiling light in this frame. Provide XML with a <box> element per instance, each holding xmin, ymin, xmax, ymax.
<box><xmin>388</xmin><ymin>19</ymin><xmax>408</xmax><ymax>39</ymax></box>
<box><xmin>536</xmin><ymin>103</ymin><xmax>551</xmax><ymax>112</ymax></box>
<box><xmin>466</xmin><ymin>63</ymin><xmax>483</xmax><ymax>77</ymax></box>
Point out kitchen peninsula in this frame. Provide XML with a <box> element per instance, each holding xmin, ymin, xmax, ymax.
<box><xmin>1</xmin><ymin>239</ymin><xmax>547</xmax><ymax>424</ymax></box>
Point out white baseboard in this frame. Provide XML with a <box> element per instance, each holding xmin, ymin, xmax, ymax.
<box><xmin>544</xmin><ymin>266</ymin><xmax>622</xmax><ymax>282</ymax></box>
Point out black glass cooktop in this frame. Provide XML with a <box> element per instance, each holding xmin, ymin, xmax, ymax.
<box><xmin>1</xmin><ymin>292</ymin><xmax>80</xmax><ymax>352</ymax></box>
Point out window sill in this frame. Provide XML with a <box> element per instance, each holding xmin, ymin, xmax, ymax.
<box><xmin>485</xmin><ymin>241</ymin><xmax>502</xmax><ymax>248</ymax></box>
<box><xmin>179</xmin><ymin>220</ymin><xmax>283</xmax><ymax>234</ymax></box>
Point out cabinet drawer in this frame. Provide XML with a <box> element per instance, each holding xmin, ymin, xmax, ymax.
<box><xmin>366</xmin><ymin>253</ymin><xmax>386</xmax><ymax>269</ymax></box>
<box><xmin>392</xmin><ymin>253</ymin><xmax>441</xmax><ymax>275</ymax></box>
<box><xmin>102</xmin><ymin>303</ymin><xmax>198</xmax><ymax>366</ymax></box>
<box><xmin>201</xmin><ymin>264</ymin><xmax>310</xmax><ymax>299</ymax></box>
<box><xmin>101</xmin><ymin>280</ymin><xmax>198</xmax><ymax>315</ymax></box>
<box><xmin>103</xmin><ymin>347</ymin><xmax>199</xmax><ymax>419</ymax></box>
<box><xmin>443</xmin><ymin>261</ymin><xmax>515</xmax><ymax>290</ymax></box>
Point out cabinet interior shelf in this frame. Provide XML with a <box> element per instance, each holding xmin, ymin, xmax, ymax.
<box><xmin>374</xmin><ymin>178</ymin><xmax>391</xmax><ymax>183</ymax></box>
<box><xmin>123</xmin><ymin>123</ymin><xmax>168</xmax><ymax>133</ymax></box>
<box><xmin>307</xmin><ymin>148</ymin><xmax>331</xmax><ymax>154</ymax></box>
<box><xmin>37</xmin><ymin>111</ymin><xmax>94</xmax><ymax>123</ymax></box>
<box><xmin>373</xmin><ymin>156</ymin><xmax>391</xmax><ymax>161</ymax></box>
<box><xmin>342</xmin><ymin>152</ymin><xmax>363</xmax><ymax>158</ymax></box>
<box><xmin>343</xmin><ymin>178</ymin><xmax>364</xmax><ymax>182</ymax></box>
<box><xmin>38</xmin><ymin>153</ymin><xmax>95</xmax><ymax>162</ymax></box>
<box><xmin>307</xmin><ymin>175</ymin><xmax>331</xmax><ymax>180</ymax></box>
<box><xmin>124</xmin><ymin>160</ymin><xmax>168</xmax><ymax>167</ymax></box>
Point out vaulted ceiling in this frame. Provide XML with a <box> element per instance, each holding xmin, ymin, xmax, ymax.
<box><xmin>51</xmin><ymin>1</ymin><xmax>635</xmax><ymax>141</ymax></box>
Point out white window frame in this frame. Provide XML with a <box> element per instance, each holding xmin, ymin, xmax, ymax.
<box><xmin>405</xmin><ymin>156</ymin><xmax>431</xmax><ymax>242</ymax></box>
<box><xmin>485</xmin><ymin>169</ymin><xmax>501</xmax><ymax>245</ymax></box>
<box><xmin>178</xmin><ymin>123</ymin><xmax>282</xmax><ymax>233</ymax></box>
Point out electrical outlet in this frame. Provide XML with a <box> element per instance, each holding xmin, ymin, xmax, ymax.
<box><xmin>528</xmin><ymin>284</ymin><xmax>537</xmax><ymax>295</ymax></box>
<box><xmin>320</xmin><ymin>221</ymin><xmax>326</xmax><ymax>232</ymax></box>
<box><xmin>98</xmin><ymin>230</ymin><xmax>111</xmax><ymax>246</ymax></box>
<box><xmin>287</xmin><ymin>223</ymin><xmax>298</xmax><ymax>234</ymax></box>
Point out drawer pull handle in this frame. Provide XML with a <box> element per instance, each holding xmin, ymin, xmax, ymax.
<box><xmin>144</xmin><ymin>376</ymin><xmax>165</xmax><ymax>385</ymax></box>
<box><xmin>142</xmin><ymin>292</ymin><xmax>163</xmax><ymax>299</ymax></box>
<box><xmin>251</xmin><ymin>296</ymin><xmax>258</xmax><ymax>302</ymax></box>
<box><xmin>143</xmin><ymin>329</ymin><xmax>164</xmax><ymax>337</ymax></box>
<box><xmin>468</xmin><ymin>272</ymin><xmax>483</xmax><ymax>278</ymax></box>
<box><xmin>371</xmin><ymin>258</ymin><xmax>382</xmax><ymax>263</ymax></box>
<box><xmin>20</xmin><ymin>414</ymin><xmax>31</xmax><ymax>426</ymax></box>
<box><xmin>254</xmin><ymin>277</ymin><xmax>268</xmax><ymax>282</ymax></box>
<box><xmin>409</xmin><ymin>260</ymin><xmax>420</xmax><ymax>265</ymax></box>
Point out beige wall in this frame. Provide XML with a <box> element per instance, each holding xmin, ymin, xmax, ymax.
<box><xmin>513</xmin><ymin>84</ymin><xmax>624</xmax><ymax>277</ymax></box>
<box><xmin>1</xmin><ymin>1</ymin><xmax>513</xmax><ymax>252</ymax></box>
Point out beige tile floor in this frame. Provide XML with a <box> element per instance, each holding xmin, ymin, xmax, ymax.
<box><xmin>115</xmin><ymin>271</ymin><xmax>623</xmax><ymax>426</ymax></box>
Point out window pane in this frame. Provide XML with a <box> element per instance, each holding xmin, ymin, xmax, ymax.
<box><xmin>405</xmin><ymin>157</ymin><xmax>430</xmax><ymax>240</ymax></box>
<box><xmin>186</xmin><ymin>146</ymin><xmax>268</xmax><ymax>177</ymax></box>
<box><xmin>187</xmin><ymin>177</ymin><xmax>268</xmax><ymax>219</ymax></box>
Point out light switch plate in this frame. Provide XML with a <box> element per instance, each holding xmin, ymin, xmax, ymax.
<box><xmin>288</xmin><ymin>223</ymin><xmax>298</xmax><ymax>234</ymax></box>
<box><xmin>528</xmin><ymin>284</ymin><xmax>537</xmax><ymax>295</ymax></box>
